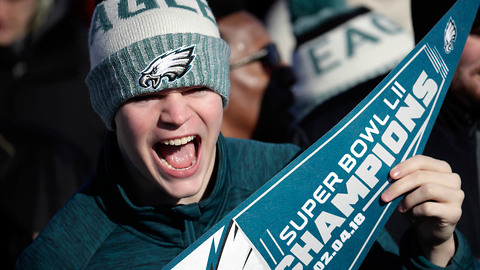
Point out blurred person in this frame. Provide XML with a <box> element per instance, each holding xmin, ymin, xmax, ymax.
<box><xmin>0</xmin><ymin>0</ymin><xmax>106</xmax><ymax>267</ymax></box>
<box><xmin>212</xmin><ymin>5</ymin><xmax>296</xmax><ymax>143</ymax></box>
<box><xmin>0</xmin><ymin>0</ymin><xmax>37</xmax><ymax>47</ymax></box>
<box><xmin>285</xmin><ymin>0</ymin><xmax>414</xmax><ymax>148</ymax></box>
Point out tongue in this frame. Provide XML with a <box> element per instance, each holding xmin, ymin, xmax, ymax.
<box><xmin>157</xmin><ymin>141</ymin><xmax>196</xmax><ymax>169</ymax></box>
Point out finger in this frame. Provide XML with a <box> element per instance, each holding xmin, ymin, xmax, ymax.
<box><xmin>382</xmin><ymin>170</ymin><xmax>461</xmax><ymax>202</ymax></box>
<box><xmin>398</xmin><ymin>183</ymin><xmax>464</xmax><ymax>214</ymax></box>
<box><xmin>389</xmin><ymin>155</ymin><xmax>452</xmax><ymax>180</ymax></box>
<box><xmin>409</xmin><ymin>202</ymin><xmax>463</xmax><ymax>225</ymax></box>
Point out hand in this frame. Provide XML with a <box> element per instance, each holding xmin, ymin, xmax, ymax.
<box><xmin>381</xmin><ymin>155</ymin><xmax>464</xmax><ymax>266</ymax></box>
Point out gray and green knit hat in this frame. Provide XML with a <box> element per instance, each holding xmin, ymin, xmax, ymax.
<box><xmin>86</xmin><ymin>0</ymin><xmax>230</xmax><ymax>130</ymax></box>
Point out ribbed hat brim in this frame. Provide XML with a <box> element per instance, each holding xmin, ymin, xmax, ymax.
<box><xmin>86</xmin><ymin>33</ymin><xmax>230</xmax><ymax>130</ymax></box>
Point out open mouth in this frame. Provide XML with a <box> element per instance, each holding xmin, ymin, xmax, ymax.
<box><xmin>154</xmin><ymin>135</ymin><xmax>199</xmax><ymax>171</ymax></box>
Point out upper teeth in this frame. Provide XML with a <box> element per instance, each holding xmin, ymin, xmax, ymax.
<box><xmin>161</xmin><ymin>135</ymin><xmax>195</xmax><ymax>146</ymax></box>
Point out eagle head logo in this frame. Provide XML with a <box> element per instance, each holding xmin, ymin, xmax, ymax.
<box><xmin>139</xmin><ymin>45</ymin><xmax>196</xmax><ymax>89</ymax></box>
<box><xmin>444</xmin><ymin>18</ymin><xmax>457</xmax><ymax>54</ymax></box>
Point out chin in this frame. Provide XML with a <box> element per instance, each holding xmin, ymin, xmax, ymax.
<box><xmin>161</xmin><ymin>178</ymin><xmax>205</xmax><ymax>203</ymax></box>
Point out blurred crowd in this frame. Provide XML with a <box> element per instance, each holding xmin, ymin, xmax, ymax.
<box><xmin>0</xmin><ymin>0</ymin><xmax>104</xmax><ymax>267</ymax></box>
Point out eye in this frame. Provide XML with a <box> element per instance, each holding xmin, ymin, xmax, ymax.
<box><xmin>128</xmin><ymin>94</ymin><xmax>159</xmax><ymax>103</ymax></box>
<box><xmin>183</xmin><ymin>87</ymin><xmax>212</xmax><ymax>96</ymax></box>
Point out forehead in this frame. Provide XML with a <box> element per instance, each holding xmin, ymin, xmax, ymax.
<box><xmin>218</xmin><ymin>11</ymin><xmax>271</xmax><ymax>57</ymax></box>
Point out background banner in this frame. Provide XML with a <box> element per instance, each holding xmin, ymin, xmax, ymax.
<box><xmin>165</xmin><ymin>0</ymin><xmax>480</xmax><ymax>269</ymax></box>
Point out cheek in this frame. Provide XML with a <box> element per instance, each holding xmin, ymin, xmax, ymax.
<box><xmin>460</xmin><ymin>36</ymin><xmax>480</xmax><ymax>66</ymax></box>
<box><xmin>202</xmin><ymin>95</ymin><xmax>224</xmax><ymax>132</ymax></box>
<box><xmin>115</xmin><ymin>113</ymin><xmax>140</xmax><ymax>159</ymax></box>
<box><xmin>115</xmin><ymin>105</ymin><xmax>155</xmax><ymax>146</ymax></box>
<box><xmin>114</xmin><ymin>107</ymin><xmax>157</xmax><ymax>173</ymax></box>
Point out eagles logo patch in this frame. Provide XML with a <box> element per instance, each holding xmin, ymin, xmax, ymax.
<box><xmin>139</xmin><ymin>45</ymin><xmax>196</xmax><ymax>89</ymax></box>
<box><xmin>444</xmin><ymin>18</ymin><xmax>457</xmax><ymax>54</ymax></box>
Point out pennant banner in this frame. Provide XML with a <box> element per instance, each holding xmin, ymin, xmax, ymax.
<box><xmin>165</xmin><ymin>0</ymin><xmax>480</xmax><ymax>269</ymax></box>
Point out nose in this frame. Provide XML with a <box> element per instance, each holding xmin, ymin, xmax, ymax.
<box><xmin>157</xmin><ymin>93</ymin><xmax>192</xmax><ymax>127</ymax></box>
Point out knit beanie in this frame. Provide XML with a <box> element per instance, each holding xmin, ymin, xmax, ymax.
<box><xmin>86</xmin><ymin>0</ymin><xmax>230</xmax><ymax>130</ymax></box>
<box><xmin>287</xmin><ymin>0</ymin><xmax>414</xmax><ymax>122</ymax></box>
